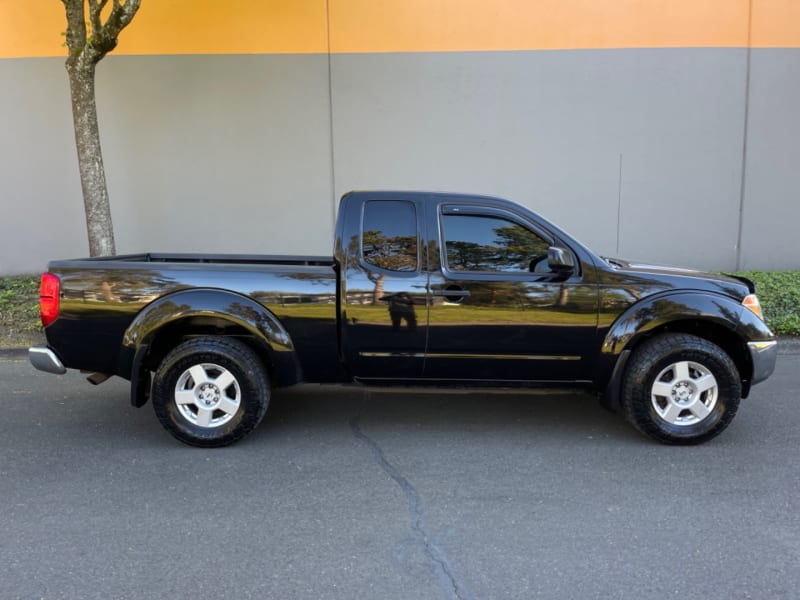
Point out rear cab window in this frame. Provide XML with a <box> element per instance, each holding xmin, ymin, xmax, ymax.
<box><xmin>362</xmin><ymin>200</ymin><xmax>419</xmax><ymax>272</ymax></box>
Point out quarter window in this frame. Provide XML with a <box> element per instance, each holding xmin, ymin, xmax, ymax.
<box><xmin>362</xmin><ymin>201</ymin><xmax>418</xmax><ymax>272</ymax></box>
<box><xmin>442</xmin><ymin>214</ymin><xmax>551</xmax><ymax>273</ymax></box>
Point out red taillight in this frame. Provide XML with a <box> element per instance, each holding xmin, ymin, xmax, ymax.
<box><xmin>40</xmin><ymin>273</ymin><xmax>60</xmax><ymax>327</ymax></box>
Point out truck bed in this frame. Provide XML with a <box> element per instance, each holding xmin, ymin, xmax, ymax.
<box><xmin>54</xmin><ymin>252</ymin><xmax>336</xmax><ymax>267</ymax></box>
<box><xmin>45</xmin><ymin>254</ymin><xmax>341</xmax><ymax>383</ymax></box>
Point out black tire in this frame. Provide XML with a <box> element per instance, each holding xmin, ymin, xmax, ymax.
<box><xmin>151</xmin><ymin>337</ymin><xmax>270</xmax><ymax>447</ymax></box>
<box><xmin>621</xmin><ymin>333</ymin><xmax>741</xmax><ymax>445</ymax></box>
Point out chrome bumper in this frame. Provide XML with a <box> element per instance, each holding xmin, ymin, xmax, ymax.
<box><xmin>29</xmin><ymin>347</ymin><xmax>66</xmax><ymax>375</ymax></box>
<box><xmin>748</xmin><ymin>340</ymin><xmax>778</xmax><ymax>385</ymax></box>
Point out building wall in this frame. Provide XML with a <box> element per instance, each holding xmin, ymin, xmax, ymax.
<box><xmin>1</xmin><ymin>1</ymin><xmax>798</xmax><ymax>274</ymax></box>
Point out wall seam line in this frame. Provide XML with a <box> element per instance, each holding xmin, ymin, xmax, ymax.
<box><xmin>735</xmin><ymin>0</ymin><xmax>753</xmax><ymax>271</ymax></box>
<box><xmin>616</xmin><ymin>153</ymin><xmax>623</xmax><ymax>256</ymax></box>
<box><xmin>326</xmin><ymin>0</ymin><xmax>338</xmax><ymax>232</ymax></box>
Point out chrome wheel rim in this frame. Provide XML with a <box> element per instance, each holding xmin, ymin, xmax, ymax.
<box><xmin>650</xmin><ymin>361</ymin><xmax>718</xmax><ymax>427</ymax></box>
<box><xmin>174</xmin><ymin>363</ymin><xmax>241</xmax><ymax>428</ymax></box>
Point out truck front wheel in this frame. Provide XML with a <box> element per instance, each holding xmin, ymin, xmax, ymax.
<box><xmin>621</xmin><ymin>333</ymin><xmax>741</xmax><ymax>445</ymax></box>
<box><xmin>151</xmin><ymin>337</ymin><xmax>270</xmax><ymax>447</ymax></box>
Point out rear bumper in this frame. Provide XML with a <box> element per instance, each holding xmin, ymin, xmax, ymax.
<box><xmin>748</xmin><ymin>340</ymin><xmax>778</xmax><ymax>385</ymax></box>
<box><xmin>29</xmin><ymin>347</ymin><xmax>66</xmax><ymax>375</ymax></box>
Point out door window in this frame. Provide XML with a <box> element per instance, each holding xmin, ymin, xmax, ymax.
<box><xmin>362</xmin><ymin>201</ymin><xmax>418</xmax><ymax>272</ymax></box>
<box><xmin>442</xmin><ymin>214</ymin><xmax>551</xmax><ymax>273</ymax></box>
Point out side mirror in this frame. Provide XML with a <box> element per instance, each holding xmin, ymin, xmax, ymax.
<box><xmin>547</xmin><ymin>246</ymin><xmax>575</xmax><ymax>273</ymax></box>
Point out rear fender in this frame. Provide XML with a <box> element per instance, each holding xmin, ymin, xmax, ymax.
<box><xmin>123</xmin><ymin>289</ymin><xmax>299</xmax><ymax>406</ymax></box>
<box><xmin>123</xmin><ymin>288</ymin><xmax>294</xmax><ymax>351</ymax></box>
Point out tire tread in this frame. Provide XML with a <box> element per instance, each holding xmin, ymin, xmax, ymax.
<box><xmin>621</xmin><ymin>333</ymin><xmax>741</xmax><ymax>445</ymax></box>
<box><xmin>152</xmin><ymin>336</ymin><xmax>270</xmax><ymax>447</ymax></box>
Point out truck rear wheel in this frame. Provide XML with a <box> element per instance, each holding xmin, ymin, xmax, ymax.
<box><xmin>151</xmin><ymin>337</ymin><xmax>270</xmax><ymax>447</ymax></box>
<box><xmin>621</xmin><ymin>333</ymin><xmax>741</xmax><ymax>445</ymax></box>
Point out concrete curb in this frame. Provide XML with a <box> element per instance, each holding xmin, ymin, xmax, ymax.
<box><xmin>777</xmin><ymin>336</ymin><xmax>800</xmax><ymax>355</ymax></box>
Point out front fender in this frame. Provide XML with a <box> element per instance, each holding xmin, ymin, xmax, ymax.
<box><xmin>597</xmin><ymin>292</ymin><xmax>750</xmax><ymax>409</ymax></box>
<box><xmin>601</xmin><ymin>291</ymin><xmax>744</xmax><ymax>356</ymax></box>
<box><xmin>123</xmin><ymin>288</ymin><xmax>295</xmax><ymax>353</ymax></box>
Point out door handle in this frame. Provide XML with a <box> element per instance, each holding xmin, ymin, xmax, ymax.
<box><xmin>431</xmin><ymin>285</ymin><xmax>470</xmax><ymax>303</ymax></box>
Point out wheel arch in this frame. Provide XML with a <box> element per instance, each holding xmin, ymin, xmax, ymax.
<box><xmin>622</xmin><ymin>319</ymin><xmax>750</xmax><ymax>387</ymax></box>
<box><xmin>123</xmin><ymin>289</ymin><xmax>302</xmax><ymax>406</ymax></box>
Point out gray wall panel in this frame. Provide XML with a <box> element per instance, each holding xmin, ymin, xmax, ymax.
<box><xmin>0</xmin><ymin>55</ymin><xmax>334</xmax><ymax>274</ymax></box>
<box><xmin>740</xmin><ymin>49</ymin><xmax>800</xmax><ymax>270</ymax></box>
<box><xmin>1</xmin><ymin>48</ymin><xmax>797</xmax><ymax>274</ymax></box>
<box><xmin>0</xmin><ymin>58</ymin><xmax>87</xmax><ymax>274</ymax></box>
<box><xmin>97</xmin><ymin>55</ymin><xmax>334</xmax><ymax>259</ymax></box>
<box><xmin>331</xmin><ymin>49</ymin><xmax>747</xmax><ymax>270</ymax></box>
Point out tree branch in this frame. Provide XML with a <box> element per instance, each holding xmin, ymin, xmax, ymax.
<box><xmin>61</xmin><ymin>0</ymin><xmax>87</xmax><ymax>61</ymax></box>
<box><xmin>87</xmin><ymin>0</ymin><xmax>110</xmax><ymax>40</ymax></box>
<box><xmin>87</xmin><ymin>0</ymin><xmax>142</xmax><ymax>61</ymax></box>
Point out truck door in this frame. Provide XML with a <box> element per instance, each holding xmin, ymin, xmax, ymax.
<box><xmin>424</xmin><ymin>203</ymin><xmax>598</xmax><ymax>382</ymax></box>
<box><xmin>340</xmin><ymin>197</ymin><xmax>428</xmax><ymax>381</ymax></box>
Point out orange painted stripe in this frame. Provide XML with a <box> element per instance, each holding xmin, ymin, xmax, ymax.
<box><xmin>0</xmin><ymin>0</ymin><xmax>328</xmax><ymax>58</ymax></box>
<box><xmin>331</xmin><ymin>0</ymin><xmax>751</xmax><ymax>52</ymax></box>
<box><xmin>1</xmin><ymin>0</ymin><xmax>798</xmax><ymax>59</ymax></box>
<box><xmin>752</xmin><ymin>0</ymin><xmax>800</xmax><ymax>47</ymax></box>
<box><xmin>125</xmin><ymin>0</ymin><xmax>328</xmax><ymax>55</ymax></box>
<box><xmin>0</xmin><ymin>0</ymin><xmax>65</xmax><ymax>59</ymax></box>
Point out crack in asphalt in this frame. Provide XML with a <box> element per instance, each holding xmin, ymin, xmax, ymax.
<box><xmin>349</xmin><ymin>413</ymin><xmax>469</xmax><ymax>600</ymax></box>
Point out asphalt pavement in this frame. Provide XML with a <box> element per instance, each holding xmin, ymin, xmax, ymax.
<box><xmin>0</xmin><ymin>346</ymin><xmax>798</xmax><ymax>600</ymax></box>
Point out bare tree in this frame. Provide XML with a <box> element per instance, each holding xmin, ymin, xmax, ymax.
<box><xmin>61</xmin><ymin>0</ymin><xmax>142</xmax><ymax>256</ymax></box>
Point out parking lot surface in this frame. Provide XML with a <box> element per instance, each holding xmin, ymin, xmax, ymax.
<box><xmin>1</xmin><ymin>348</ymin><xmax>798</xmax><ymax>599</ymax></box>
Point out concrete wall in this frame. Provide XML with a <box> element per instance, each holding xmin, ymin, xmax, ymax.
<box><xmin>1</xmin><ymin>1</ymin><xmax>798</xmax><ymax>273</ymax></box>
<box><xmin>330</xmin><ymin>49</ymin><xmax>750</xmax><ymax>269</ymax></box>
<box><xmin>0</xmin><ymin>54</ymin><xmax>336</xmax><ymax>270</ymax></box>
<box><xmin>740</xmin><ymin>49</ymin><xmax>800</xmax><ymax>270</ymax></box>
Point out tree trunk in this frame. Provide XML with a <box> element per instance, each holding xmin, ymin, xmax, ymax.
<box><xmin>558</xmin><ymin>284</ymin><xmax>569</xmax><ymax>306</ymax></box>
<box><xmin>66</xmin><ymin>61</ymin><xmax>116</xmax><ymax>256</ymax></box>
<box><xmin>372</xmin><ymin>274</ymin><xmax>385</xmax><ymax>305</ymax></box>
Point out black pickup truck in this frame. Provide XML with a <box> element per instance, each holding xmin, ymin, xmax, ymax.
<box><xmin>30</xmin><ymin>191</ymin><xmax>777</xmax><ymax>446</ymax></box>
